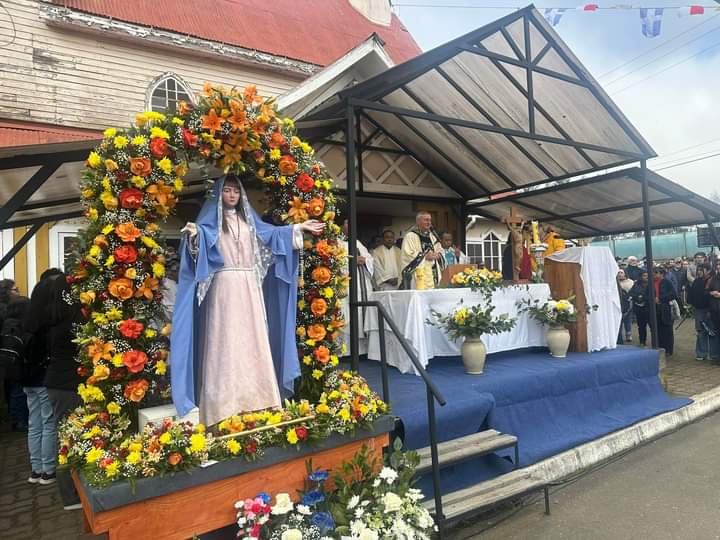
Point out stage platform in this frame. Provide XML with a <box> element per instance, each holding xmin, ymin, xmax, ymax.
<box><xmin>354</xmin><ymin>346</ymin><xmax>691</xmax><ymax>495</ymax></box>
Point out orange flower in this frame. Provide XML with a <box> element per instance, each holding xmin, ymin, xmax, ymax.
<box><xmin>201</xmin><ymin>108</ymin><xmax>224</xmax><ymax>134</ymax></box>
<box><xmin>178</xmin><ymin>100</ymin><xmax>194</xmax><ymax>115</ymax></box>
<box><xmin>130</xmin><ymin>157</ymin><xmax>152</xmax><ymax>177</ymax></box>
<box><xmin>115</xmin><ymin>222</ymin><xmax>142</xmax><ymax>242</ymax></box>
<box><xmin>287</xmin><ymin>197</ymin><xmax>309</xmax><ymax>224</ymax></box>
<box><xmin>307</xmin><ymin>197</ymin><xmax>325</xmax><ymax>217</ymax></box>
<box><xmin>87</xmin><ymin>339</ymin><xmax>113</xmax><ymax>365</ymax></box>
<box><xmin>315</xmin><ymin>240</ymin><xmax>333</xmax><ymax>258</ymax></box>
<box><xmin>93</xmin><ymin>235</ymin><xmax>109</xmax><ymax>248</ymax></box>
<box><xmin>311</xmin><ymin>266</ymin><xmax>332</xmax><ymax>285</ymax></box>
<box><xmin>135</xmin><ymin>277</ymin><xmax>160</xmax><ymax>300</ymax></box>
<box><xmin>118</xmin><ymin>319</ymin><xmax>144</xmax><ymax>339</ymax></box>
<box><xmin>167</xmin><ymin>452</ymin><xmax>183</xmax><ymax>466</ymax></box>
<box><xmin>307</xmin><ymin>324</ymin><xmax>327</xmax><ymax>341</ymax></box>
<box><xmin>124</xmin><ymin>379</ymin><xmax>149</xmax><ymax>402</ymax></box>
<box><xmin>109</xmin><ymin>278</ymin><xmax>134</xmax><ymax>301</ymax></box>
<box><xmin>146</xmin><ymin>181</ymin><xmax>176</xmax><ymax>215</ymax></box>
<box><xmin>310</xmin><ymin>298</ymin><xmax>328</xmax><ymax>317</ymax></box>
<box><xmin>269</xmin><ymin>131</ymin><xmax>285</xmax><ymax>148</ymax></box>
<box><xmin>314</xmin><ymin>346</ymin><xmax>331</xmax><ymax>364</ymax></box>
<box><xmin>278</xmin><ymin>156</ymin><xmax>298</xmax><ymax>176</ymax></box>
<box><xmin>122</xmin><ymin>350</ymin><xmax>148</xmax><ymax>374</ymax></box>
<box><xmin>244</xmin><ymin>84</ymin><xmax>258</xmax><ymax>102</ymax></box>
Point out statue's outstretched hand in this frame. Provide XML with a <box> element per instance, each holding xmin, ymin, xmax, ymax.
<box><xmin>300</xmin><ymin>220</ymin><xmax>325</xmax><ymax>235</ymax></box>
<box><xmin>181</xmin><ymin>222</ymin><xmax>198</xmax><ymax>237</ymax></box>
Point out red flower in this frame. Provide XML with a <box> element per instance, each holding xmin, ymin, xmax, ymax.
<box><xmin>118</xmin><ymin>319</ymin><xmax>144</xmax><ymax>339</ymax></box>
<box><xmin>181</xmin><ymin>128</ymin><xmax>197</xmax><ymax>148</ymax></box>
<box><xmin>295</xmin><ymin>426</ymin><xmax>308</xmax><ymax>440</ymax></box>
<box><xmin>119</xmin><ymin>188</ymin><xmax>144</xmax><ymax>209</ymax></box>
<box><xmin>122</xmin><ymin>350</ymin><xmax>148</xmax><ymax>373</ymax></box>
<box><xmin>124</xmin><ymin>378</ymin><xmax>149</xmax><ymax>402</ymax></box>
<box><xmin>245</xmin><ymin>440</ymin><xmax>258</xmax><ymax>455</ymax></box>
<box><xmin>295</xmin><ymin>173</ymin><xmax>315</xmax><ymax>193</ymax></box>
<box><xmin>113</xmin><ymin>245</ymin><xmax>138</xmax><ymax>264</ymax></box>
<box><xmin>149</xmin><ymin>137</ymin><xmax>169</xmax><ymax>158</ymax></box>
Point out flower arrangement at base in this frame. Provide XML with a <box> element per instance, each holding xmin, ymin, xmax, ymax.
<box><xmin>449</xmin><ymin>266</ymin><xmax>504</xmax><ymax>295</ymax></box>
<box><xmin>235</xmin><ymin>440</ymin><xmax>436</xmax><ymax>539</ymax></box>
<box><xmin>516</xmin><ymin>295</ymin><xmax>596</xmax><ymax>328</ymax></box>
<box><xmin>428</xmin><ymin>301</ymin><xmax>516</xmax><ymax>341</ymax></box>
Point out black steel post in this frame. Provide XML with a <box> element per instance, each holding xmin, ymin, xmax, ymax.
<box><xmin>0</xmin><ymin>223</ymin><xmax>42</xmax><ymax>271</ymax></box>
<box><xmin>0</xmin><ymin>163</ymin><xmax>61</xmax><ymax>228</ymax></box>
<box><xmin>377</xmin><ymin>310</ymin><xmax>390</xmax><ymax>405</ymax></box>
<box><xmin>641</xmin><ymin>160</ymin><xmax>659</xmax><ymax>348</ymax></box>
<box><xmin>356</xmin><ymin>110</ymin><xmax>364</xmax><ymax>194</ymax></box>
<box><xmin>427</xmin><ymin>387</ymin><xmax>445</xmax><ymax>536</ymax></box>
<box><xmin>346</xmin><ymin>103</ymin><xmax>360</xmax><ymax>371</ymax></box>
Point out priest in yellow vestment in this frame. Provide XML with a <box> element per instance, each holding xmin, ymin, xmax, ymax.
<box><xmin>400</xmin><ymin>211</ymin><xmax>444</xmax><ymax>289</ymax></box>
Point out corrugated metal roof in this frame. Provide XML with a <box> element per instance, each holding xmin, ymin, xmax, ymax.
<box><xmin>299</xmin><ymin>6</ymin><xmax>656</xmax><ymax>200</ymax></box>
<box><xmin>468</xmin><ymin>168</ymin><xmax>720</xmax><ymax>238</ymax></box>
<box><xmin>52</xmin><ymin>0</ymin><xmax>421</xmax><ymax>67</ymax></box>
<box><xmin>0</xmin><ymin>120</ymin><xmax>99</xmax><ymax>148</ymax></box>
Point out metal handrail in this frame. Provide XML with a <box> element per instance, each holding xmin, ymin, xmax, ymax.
<box><xmin>355</xmin><ymin>300</ymin><xmax>447</xmax><ymax>534</ymax></box>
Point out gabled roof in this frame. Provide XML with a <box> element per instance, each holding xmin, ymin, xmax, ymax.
<box><xmin>0</xmin><ymin>120</ymin><xmax>99</xmax><ymax>148</ymax></box>
<box><xmin>51</xmin><ymin>0</ymin><xmax>422</xmax><ymax>67</ymax></box>
<box><xmin>299</xmin><ymin>6</ymin><xmax>656</xmax><ymax>200</ymax></box>
<box><xmin>468</xmin><ymin>167</ymin><xmax>720</xmax><ymax>238</ymax></box>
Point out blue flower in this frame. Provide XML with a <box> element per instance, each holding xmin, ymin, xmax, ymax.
<box><xmin>301</xmin><ymin>490</ymin><xmax>325</xmax><ymax>507</ymax></box>
<box><xmin>256</xmin><ymin>491</ymin><xmax>271</xmax><ymax>504</ymax></box>
<box><xmin>311</xmin><ymin>511</ymin><xmax>335</xmax><ymax>531</ymax></box>
<box><xmin>308</xmin><ymin>469</ymin><xmax>329</xmax><ymax>482</ymax></box>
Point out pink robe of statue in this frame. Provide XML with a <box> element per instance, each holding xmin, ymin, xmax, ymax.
<box><xmin>198</xmin><ymin>209</ymin><xmax>281</xmax><ymax>426</ymax></box>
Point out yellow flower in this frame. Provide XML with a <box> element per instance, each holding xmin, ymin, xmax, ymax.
<box><xmin>58</xmin><ymin>454</ymin><xmax>68</xmax><ymax>466</ymax></box>
<box><xmin>100</xmin><ymin>191</ymin><xmax>117</xmax><ymax>210</ymax></box>
<box><xmin>322</xmin><ymin>180</ymin><xmax>332</xmax><ymax>190</ymax></box>
<box><xmin>128</xmin><ymin>442</ymin><xmax>142</xmax><ymax>453</ymax></box>
<box><xmin>103</xmin><ymin>127</ymin><xmax>117</xmax><ymax>138</ymax></box>
<box><xmin>226</xmin><ymin>439</ymin><xmax>241</xmax><ymax>455</ymax></box>
<box><xmin>267</xmin><ymin>412</ymin><xmax>283</xmax><ymax>425</ymax></box>
<box><xmin>189</xmin><ymin>433</ymin><xmax>206</xmax><ymax>453</ymax></box>
<box><xmin>286</xmin><ymin>428</ymin><xmax>299</xmax><ymax>444</ymax></box>
<box><xmin>107</xmin><ymin>402</ymin><xmax>121</xmax><ymax>415</ymax></box>
<box><xmin>173</xmin><ymin>179</ymin><xmax>184</xmax><ymax>192</ymax></box>
<box><xmin>81</xmin><ymin>188</ymin><xmax>95</xmax><ymax>199</ymax></box>
<box><xmin>104</xmin><ymin>255</ymin><xmax>115</xmax><ymax>268</ymax></box>
<box><xmin>88</xmin><ymin>245</ymin><xmax>101</xmax><ymax>258</ymax></box>
<box><xmin>144</xmin><ymin>328</ymin><xmax>157</xmax><ymax>339</ymax></box>
<box><xmin>341</xmin><ymin>343</ymin><xmax>347</xmax><ymax>354</ymax></box>
<box><xmin>78</xmin><ymin>384</ymin><xmax>105</xmax><ymax>404</ymax></box>
<box><xmin>131</xmin><ymin>175</ymin><xmax>146</xmax><ymax>188</ymax></box>
<box><xmin>278</xmin><ymin>176</ymin><xmax>287</xmax><ymax>186</ymax></box>
<box><xmin>338</xmin><ymin>408</ymin><xmax>351</xmax><ymax>422</ymax></box>
<box><xmin>105</xmin><ymin>461</ymin><xmax>120</xmax><ymax>478</ymax></box>
<box><xmin>79</xmin><ymin>291</ymin><xmax>96</xmax><ymax>305</ymax></box>
<box><xmin>106</xmin><ymin>308</ymin><xmax>122</xmax><ymax>321</ymax></box>
<box><xmin>321</xmin><ymin>287</ymin><xmax>334</xmax><ymax>299</ymax></box>
<box><xmin>156</xmin><ymin>157</ymin><xmax>173</xmax><ymax>174</ymax></box>
<box><xmin>111</xmin><ymin>353</ymin><xmax>124</xmax><ymax>368</ymax></box>
<box><xmin>305</xmin><ymin>339</ymin><xmax>316</xmax><ymax>347</ymax></box>
<box><xmin>312</xmin><ymin>369</ymin><xmax>324</xmax><ymax>380</ymax></box>
<box><xmin>92</xmin><ymin>364</ymin><xmax>110</xmax><ymax>381</ymax></box>
<box><xmin>269</xmin><ymin>148</ymin><xmax>281</xmax><ymax>161</ymax></box>
<box><xmin>87</xmin><ymin>151</ymin><xmax>102</xmax><ymax>168</ymax></box>
<box><xmin>159</xmin><ymin>432</ymin><xmax>172</xmax><ymax>445</ymax></box>
<box><xmin>91</xmin><ymin>312</ymin><xmax>108</xmax><ymax>325</ymax></box>
<box><xmin>104</xmin><ymin>159</ymin><xmax>119</xmax><ymax>172</ymax></box>
<box><xmin>131</xmin><ymin>135</ymin><xmax>147</xmax><ymax>146</ymax></box>
<box><xmin>86</xmin><ymin>446</ymin><xmax>104</xmax><ymax>464</ymax></box>
<box><xmin>152</xmin><ymin>262</ymin><xmax>165</xmax><ymax>278</ymax></box>
<box><xmin>284</xmin><ymin>118</ymin><xmax>295</xmax><ymax>129</ymax></box>
<box><xmin>124</xmin><ymin>268</ymin><xmax>137</xmax><ymax>279</ymax></box>
<box><xmin>154</xmin><ymin>360</ymin><xmax>167</xmax><ymax>375</ymax></box>
<box><xmin>195</xmin><ymin>423</ymin><xmax>206</xmax><ymax>433</ymax></box>
<box><xmin>300</xmin><ymin>142</ymin><xmax>313</xmax><ymax>154</ymax></box>
<box><xmin>142</xmin><ymin>236</ymin><xmax>160</xmax><ymax>250</ymax></box>
<box><xmin>172</xmin><ymin>117</ymin><xmax>184</xmax><ymax>125</ymax></box>
<box><xmin>113</xmin><ymin>136</ymin><xmax>128</xmax><ymax>149</ymax></box>
<box><xmin>149</xmin><ymin>126</ymin><xmax>170</xmax><ymax>139</ymax></box>
<box><xmin>303</xmin><ymin>355</ymin><xmax>312</xmax><ymax>365</ymax></box>
<box><xmin>88</xmin><ymin>208</ymin><xmax>98</xmax><ymax>221</ymax></box>
<box><xmin>102</xmin><ymin>224</ymin><xmax>114</xmax><ymax>235</ymax></box>
<box><xmin>126</xmin><ymin>451</ymin><xmax>141</xmax><ymax>465</ymax></box>
<box><xmin>316</xmin><ymin>403</ymin><xmax>329</xmax><ymax>414</ymax></box>
<box><xmin>330</xmin><ymin>355</ymin><xmax>339</xmax><ymax>366</ymax></box>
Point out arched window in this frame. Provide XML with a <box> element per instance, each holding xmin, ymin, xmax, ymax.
<box><xmin>466</xmin><ymin>232</ymin><xmax>505</xmax><ymax>271</ymax></box>
<box><xmin>147</xmin><ymin>74</ymin><xmax>194</xmax><ymax>113</ymax></box>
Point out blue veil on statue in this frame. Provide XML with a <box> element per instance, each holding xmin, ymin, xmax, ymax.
<box><xmin>170</xmin><ymin>175</ymin><xmax>300</xmax><ymax>418</ymax></box>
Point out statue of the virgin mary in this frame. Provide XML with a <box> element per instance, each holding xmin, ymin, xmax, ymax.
<box><xmin>170</xmin><ymin>175</ymin><xmax>324</xmax><ymax>426</ymax></box>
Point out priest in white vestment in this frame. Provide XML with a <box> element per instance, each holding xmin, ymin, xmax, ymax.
<box><xmin>400</xmin><ymin>211</ymin><xmax>444</xmax><ymax>289</ymax></box>
<box><xmin>339</xmin><ymin>220</ymin><xmax>374</xmax><ymax>355</ymax></box>
<box><xmin>372</xmin><ymin>230</ymin><xmax>403</xmax><ymax>290</ymax></box>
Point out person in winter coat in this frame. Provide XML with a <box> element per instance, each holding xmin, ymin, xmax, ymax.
<box><xmin>687</xmin><ymin>265</ymin><xmax>713</xmax><ymax>361</ymax></box>
<box><xmin>617</xmin><ymin>269</ymin><xmax>634</xmax><ymax>343</ymax></box>
<box><xmin>654</xmin><ymin>267</ymin><xmax>679</xmax><ymax>356</ymax></box>
<box><xmin>1</xmin><ymin>278</ymin><xmax>29</xmax><ymax>431</ymax></box>
<box><xmin>629</xmin><ymin>270</ymin><xmax>652</xmax><ymax>347</ymax></box>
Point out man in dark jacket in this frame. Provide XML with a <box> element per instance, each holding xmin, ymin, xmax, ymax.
<box><xmin>687</xmin><ymin>265</ymin><xmax>712</xmax><ymax>360</ymax></box>
<box><xmin>655</xmin><ymin>267</ymin><xmax>678</xmax><ymax>356</ymax></box>
<box><xmin>629</xmin><ymin>269</ymin><xmax>652</xmax><ymax>347</ymax></box>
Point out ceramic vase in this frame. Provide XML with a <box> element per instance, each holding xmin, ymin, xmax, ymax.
<box><xmin>461</xmin><ymin>337</ymin><xmax>487</xmax><ymax>374</ymax></box>
<box><xmin>546</xmin><ymin>325</ymin><xmax>570</xmax><ymax>358</ymax></box>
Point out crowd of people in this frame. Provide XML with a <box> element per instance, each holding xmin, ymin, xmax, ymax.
<box><xmin>0</xmin><ymin>271</ymin><xmax>83</xmax><ymax>510</ymax></box>
<box><xmin>616</xmin><ymin>252</ymin><xmax>720</xmax><ymax>360</ymax></box>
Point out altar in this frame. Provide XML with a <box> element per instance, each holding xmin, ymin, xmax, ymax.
<box><xmin>365</xmin><ymin>284</ymin><xmax>551</xmax><ymax>374</ymax></box>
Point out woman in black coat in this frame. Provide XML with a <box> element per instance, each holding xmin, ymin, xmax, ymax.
<box><xmin>655</xmin><ymin>267</ymin><xmax>678</xmax><ymax>356</ymax></box>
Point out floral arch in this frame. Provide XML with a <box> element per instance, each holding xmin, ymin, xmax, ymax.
<box><xmin>61</xmin><ymin>84</ymin><xmax>384</xmax><ymax>485</ymax></box>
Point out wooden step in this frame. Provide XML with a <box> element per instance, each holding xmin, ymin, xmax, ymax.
<box><xmin>415</xmin><ymin>429</ymin><xmax>518</xmax><ymax>475</ymax></box>
<box><xmin>422</xmin><ymin>470</ymin><xmax>544</xmax><ymax>521</ymax></box>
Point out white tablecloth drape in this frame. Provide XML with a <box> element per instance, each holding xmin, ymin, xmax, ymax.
<box><xmin>364</xmin><ymin>284</ymin><xmax>552</xmax><ymax>375</ymax></box>
<box><xmin>546</xmin><ymin>247</ymin><xmax>621</xmax><ymax>352</ymax></box>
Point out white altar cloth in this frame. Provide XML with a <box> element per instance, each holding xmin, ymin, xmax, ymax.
<box><xmin>365</xmin><ymin>284</ymin><xmax>552</xmax><ymax>375</ymax></box>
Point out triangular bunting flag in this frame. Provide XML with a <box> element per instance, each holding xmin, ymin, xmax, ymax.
<box><xmin>543</xmin><ymin>8</ymin><xmax>568</xmax><ymax>26</ymax></box>
<box><xmin>577</xmin><ymin>3</ymin><xmax>600</xmax><ymax>11</ymax></box>
<box><xmin>640</xmin><ymin>7</ymin><xmax>664</xmax><ymax>38</ymax></box>
<box><xmin>677</xmin><ymin>5</ymin><xmax>706</xmax><ymax>16</ymax></box>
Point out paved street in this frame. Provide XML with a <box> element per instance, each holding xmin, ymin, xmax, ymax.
<box><xmin>1</xmin><ymin>322</ymin><xmax>718</xmax><ymax>539</ymax></box>
<box><xmin>451</xmin><ymin>410</ymin><xmax>720</xmax><ymax>540</ymax></box>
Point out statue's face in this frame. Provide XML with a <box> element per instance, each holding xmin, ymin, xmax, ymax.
<box><xmin>222</xmin><ymin>183</ymin><xmax>241</xmax><ymax>208</ymax></box>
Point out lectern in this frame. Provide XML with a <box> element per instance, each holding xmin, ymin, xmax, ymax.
<box><xmin>440</xmin><ymin>263</ymin><xmax>478</xmax><ymax>287</ymax></box>
<box><xmin>543</xmin><ymin>257</ymin><xmax>588</xmax><ymax>352</ymax></box>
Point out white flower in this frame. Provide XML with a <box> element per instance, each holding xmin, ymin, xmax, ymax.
<box><xmin>372</xmin><ymin>478</ymin><xmax>381</xmax><ymax>488</ymax></box>
<box><xmin>547</xmin><ymin>300</ymin><xmax>558</xmax><ymax>311</ymax></box>
<box><xmin>358</xmin><ymin>529</ymin><xmax>379</xmax><ymax>540</ymax></box>
<box><xmin>566</xmin><ymin>304</ymin><xmax>575</xmax><ymax>314</ymax></box>
<box><xmin>347</xmin><ymin>495</ymin><xmax>360</xmax><ymax>509</ymax></box>
<box><xmin>379</xmin><ymin>467</ymin><xmax>398</xmax><ymax>484</ymax></box>
<box><xmin>383</xmin><ymin>491</ymin><xmax>403</xmax><ymax>512</ymax></box>
<box><xmin>272</xmin><ymin>493</ymin><xmax>294</xmax><ymax>515</ymax></box>
<box><xmin>281</xmin><ymin>529</ymin><xmax>303</xmax><ymax>540</ymax></box>
<box><xmin>296</xmin><ymin>504</ymin><xmax>312</xmax><ymax>515</ymax></box>
<box><xmin>354</xmin><ymin>507</ymin><xmax>365</xmax><ymax>518</ymax></box>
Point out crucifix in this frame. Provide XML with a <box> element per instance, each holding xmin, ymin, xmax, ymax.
<box><xmin>502</xmin><ymin>206</ymin><xmax>525</xmax><ymax>281</ymax></box>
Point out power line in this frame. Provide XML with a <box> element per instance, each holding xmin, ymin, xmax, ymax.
<box><xmin>651</xmin><ymin>147</ymin><xmax>720</xmax><ymax>169</ymax></box>
<box><xmin>598</xmin><ymin>13</ymin><xmax>720</xmax><ymax>79</ymax></box>
<box><xmin>650</xmin><ymin>136</ymin><xmax>720</xmax><ymax>161</ymax></box>
<box><xmin>603</xmin><ymin>18</ymin><xmax>720</xmax><ymax>86</ymax></box>
<box><xmin>654</xmin><ymin>151</ymin><xmax>720</xmax><ymax>171</ymax></box>
<box><xmin>611</xmin><ymin>37</ymin><xmax>720</xmax><ymax>94</ymax></box>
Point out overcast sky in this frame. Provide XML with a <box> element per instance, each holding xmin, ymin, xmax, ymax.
<box><xmin>393</xmin><ymin>1</ymin><xmax>720</xmax><ymax>198</ymax></box>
